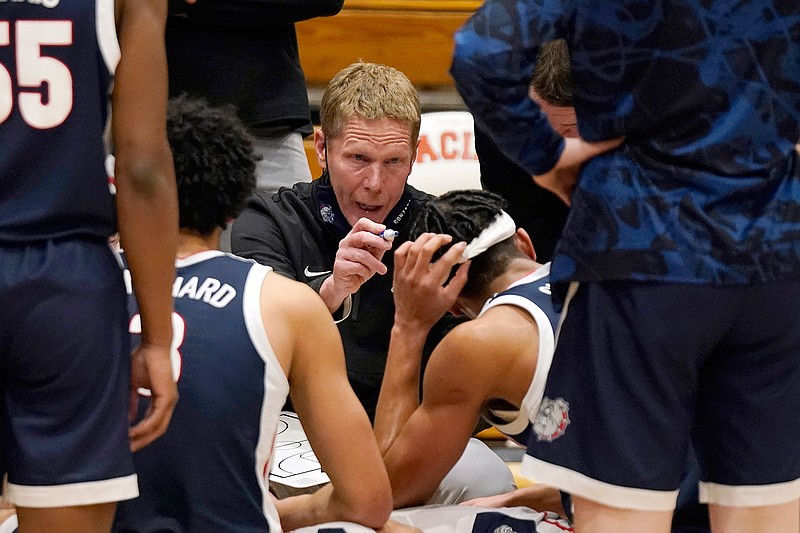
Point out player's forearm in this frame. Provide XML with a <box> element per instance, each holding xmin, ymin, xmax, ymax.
<box><xmin>506</xmin><ymin>485</ymin><xmax>566</xmax><ymax>515</ymax></box>
<box><xmin>276</xmin><ymin>483</ymin><xmax>389</xmax><ymax>531</ymax></box>
<box><xmin>373</xmin><ymin>324</ymin><xmax>429</xmax><ymax>455</ymax></box>
<box><xmin>116</xmin><ymin>154</ymin><xmax>178</xmax><ymax>347</ymax></box>
<box><xmin>383</xmin><ymin>443</ymin><xmax>443</xmax><ymax>508</ymax></box>
<box><xmin>275</xmin><ymin>491</ymin><xmax>327</xmax><ymax>532</ymax></box>
<box><xmin>113</xmin><ymin>0</ymin><xmax>176</xmax><ymax>347</ymax></box>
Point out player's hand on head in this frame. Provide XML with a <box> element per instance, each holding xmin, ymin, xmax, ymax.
<box><xmin>533</xmin><ymin>136</ymin><xmax>624</xmax><ymax>206</ymax></box>
<box><xmin>329</xmin><ymin>217</ymin><xmax>393</xmax><ymax>296</ymax></box>
<box><xmin>392</xmin><ymin>233</ymin><xmax>469</xmax><ymax>330</ymax></box>
<box><xmin>129</xmin><ymin>342</ymin><xmax>178</xmax><ymax>451</ymax></box>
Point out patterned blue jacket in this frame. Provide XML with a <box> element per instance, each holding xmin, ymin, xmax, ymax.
<box><xmin>451</xmin><ymin>0</ymin><xmax>800</xmax><ymax>302</ymax></box>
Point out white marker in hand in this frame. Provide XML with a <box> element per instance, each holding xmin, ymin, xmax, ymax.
<box><xmin>377</xmin><ymin>229</ymin><xmax>399</xmax><ymax>242</ymax></box>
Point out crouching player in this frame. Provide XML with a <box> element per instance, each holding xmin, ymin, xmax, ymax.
<box><xmin>113</xmin><ymin>96</ymin><xmax>392</xmax><ymax>533</ymax></box>
<box><xmin>375</xmin><ymin>190</ymin><xmax>707</xmax><ymax>533</ymax></box>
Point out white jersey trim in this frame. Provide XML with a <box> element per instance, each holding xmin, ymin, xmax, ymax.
<box><xmin>699</xmin><ymin>478</ymin><xmax>800</xmax><ymax>507</ymax></box>
<box><xmin>481</xmin><ymin>405</ymin><xmax>529</xmax><ymax>440</ymax></box>
<box><xmin>6</xmin><ymin>474</ymin><xmax>138</xmax><ymax>508</ymax></box>
<box><xmin>522</xmin><ymin>455</ymin><xmax>678</xmax><ymax>511</ymax></box>
<box><xmin>553</xmin><ymin>281</ymin><xmax>579</xmax><ymax>352</ymax></box>
<box><xmin>478</xmin><ymin>263</ymin><xmax>554</xmax><ymax>433</ymax></box>
<box><xmin>175</xmin><ymin>249</ymin><xmax>228</xmax><ymax>267</ymax></box>
<box><xmin>333</xmin><ymin>294</ymin><xmax>353</xmax><ymax>324</ymax></box>
<box><xmin>243</xmin><ymin>263</ymin><xmax>289</xmax><ymax>533</ymax></box>
<box><xmin>0</xmin><ymin>514</ymin><xmax>18</xmax><ymax>533</ymax></box>
<box><xmin>96</xmin><ymin>0</ymin><xmax>120</xmax><ymax>74</ymax></box>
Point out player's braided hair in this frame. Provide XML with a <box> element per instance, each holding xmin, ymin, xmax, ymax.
<box><xmin>409</xmin><ymin>190</ymin><xmax>519</xmax><ymax>299</ymax></box>
<box><xmin>167</xmin><ymin>95</ymin><xmax>259</xmax><ymax>236</ymax></box>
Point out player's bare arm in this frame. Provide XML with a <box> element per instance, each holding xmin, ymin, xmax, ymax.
<box><xmin>374</xmin><ymin>234</ymin><xmax>468</xmax><ymax>453</ymax></box>
<box><xmin>377</xmin><ymin>230</ymin><xmax>542</xmax><ymax>507</ymax></box>
<box><xmin>382</xmin><ymin>326</ymin><xmax>492</xmax><ymax>508</ymax></box>
<box><xmin>374</xmin><ymin>234</ymin><xmax>485</xmax><ymax>507</ymax></box>
<box><xmin>114</xmin><ymin>0</ymin><xmax>179</xmax><ymax>451</ymax></box>
<box><xmin>263</xmin><ymin>274</ymin><xmax>392</xmax><ymax>530</ymax></box>
<box><xmin>383</xmin><ymin>316</ymin><xmax>533</xmax><ymax>508</ymax></box>
<box><xmin>461</xmin><ymin>484</ymin><xmax>566</xmax><ymax>515</ymax></box>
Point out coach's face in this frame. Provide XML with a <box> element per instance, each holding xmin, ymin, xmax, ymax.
<box><xmin>315</xmin><ymin>116</ymin><xmax>415</xmax><ymax>227</ymax></box>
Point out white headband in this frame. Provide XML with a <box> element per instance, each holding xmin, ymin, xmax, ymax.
<box><xmin>461</xmin><ymin>211</ymin><xmax>517</xmax><ymax>262</ymax></box>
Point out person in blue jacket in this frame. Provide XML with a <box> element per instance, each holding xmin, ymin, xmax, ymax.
<box><xmin>451</xmin><ymin>2</ymin><xmax>800</xmax><ymax>532</ymax></box>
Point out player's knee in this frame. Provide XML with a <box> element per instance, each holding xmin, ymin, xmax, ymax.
<box><xmin>428</xmin><ymin>438</ymin><xmax>516</xmax><ymax>505</ymax></box>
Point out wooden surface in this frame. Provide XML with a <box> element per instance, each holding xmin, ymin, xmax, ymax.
<box><xmin>343</xmin><ymin>0</ymin><xmax>481</xmax><ymax>12</ymax></box>
<box><xmin>297</xmin><ymin>6</ymin><xmax>476</xmax><ymax>88</ymax></box>
<box><xmin>299</xmin><ymin>0</ymin><xmax>480</xmax><ymax>172</ymax></box>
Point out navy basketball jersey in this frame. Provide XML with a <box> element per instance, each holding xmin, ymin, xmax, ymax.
<box><xmin>115</xmin><ymin>251</ymin><xmax>289</xmax><ymax>533</ymax></box>
<box><xmin>0</xmin><ymin>0</ymin><xmax>119</xmax><ymax>242</ymax></box>
<box><xmin>478</xmin><ymin>263</ymin><xmax>559</xmax><ymax>445</ymax></box>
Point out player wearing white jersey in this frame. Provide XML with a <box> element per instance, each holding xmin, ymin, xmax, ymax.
<box><xmin>374</xmin><ymin>190</ymin><xmax>558</xmax><ymax>509</ymax></box>
<box><xmin>377</xmin><ymin>190</ymin><xmax>709</xmax><ymax>533</ymax></box>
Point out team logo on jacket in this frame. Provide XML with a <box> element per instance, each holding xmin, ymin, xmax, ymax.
<box><xmin>533</xmin><ymin>397</ymin><xmax>570</xmax><ymax>442</ymax></box>
<box><xmin>320</xmin><ymin>204</ymin><xmax>334</xmax><ymax>224</ymax></box>
<box><xmin>494</xmin><ymin>526</ymin><xmax>516</xmax><ymax>533</ymax></box>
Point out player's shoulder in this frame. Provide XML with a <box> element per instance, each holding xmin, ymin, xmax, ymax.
<box><xmin>261</xmin><ymin>269</ymin><xmax>329</xmax><ymax>318</ymax></box>
<box><xmin>468</xmin><ymin>304</ymin><xmax>539</xmax><ymax>345</ymax></box>
<box><xmin>262</xmin><ymin>268</ymin><xmax>316</xmax><ymax>295</ymax></box>
<box><xmin>434</xmin><ymin>311</ymin><xmax>531</xmax><ymax>370</ymax></box>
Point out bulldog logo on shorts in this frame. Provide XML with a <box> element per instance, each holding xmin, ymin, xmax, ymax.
<box><xmin>533</xmin><ymin>397</ymin><xmax>570</xmax><ymax>442</ymax></box>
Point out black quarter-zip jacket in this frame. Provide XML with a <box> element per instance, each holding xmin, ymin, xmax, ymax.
<box><xmin>231</xmin><ymin>176</ymin><xmax>464</xmax><ymax>419</ymax></box>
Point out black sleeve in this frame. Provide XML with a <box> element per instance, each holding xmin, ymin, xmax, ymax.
<box><xmin>173</xmin><ymin>0</ymin><xmax>344</xmax><ymax>28</ymax></box>
<box><xmin>230</xmin><ymin>192</ymin><xmax>299</xmax><ymax>280</ymax></box>
<box><xmin>474</xmin><ymin>122</ymin><xmax>533</xmax><ymax>198</ymax></box>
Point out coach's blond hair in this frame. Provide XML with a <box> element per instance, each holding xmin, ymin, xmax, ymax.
<box><xmin>320</xmin><ymin>62</ymin><xmax>421</xmax><ymax>144</ymax></box>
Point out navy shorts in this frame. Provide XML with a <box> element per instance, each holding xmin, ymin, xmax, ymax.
<box><xmin>524</xmin><ymin>280</ymin><xmax>800</xmax><ymax>511</ymax></box>
<box><xmin>0</xmin><ymin>239</ymin><xmax>137</xmax><ymax>507</ymax></box>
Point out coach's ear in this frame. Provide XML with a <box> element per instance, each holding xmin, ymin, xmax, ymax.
<box><xmin>514</xmin><ymin>228</ymin><xmax>537</xmax><ymax>262</ymax></box>
<box><xmin>314</xmin><ymin>128</ymin><xmax>327</xmax><ymax>171</ymax></box>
